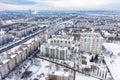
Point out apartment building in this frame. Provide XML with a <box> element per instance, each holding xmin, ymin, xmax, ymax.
<box><xmin>47</xmin><ymin>35</ymin><xmax>74</xmax><ymax>49</ymax></box>
<box><xmin>80</xmin><ymin>32</ymin><xmax>105</xmax><ymax>54</ymax></box>
<box><xmin>40</xmin><ymin>44</ymin><xmax>68</xmax><ymax>60</ymax></box>
<box><xmin>0</xmin><ymin>38</ymin><xmax>40</xmax><ymax>79</ymax></box>
<box><xmin>17</xmin><ymin>26</ymin><xmax>38</xmax><ymax>37</ymax></box>
<box><xmin>0</xmin><ymin>30</ymin><xmax>13</xmax><ymax>46</ymax></box>
<box><xmin>95</xmin><ymin>23</ymin><xmax>118</xmax><ymax>31</ymax></box>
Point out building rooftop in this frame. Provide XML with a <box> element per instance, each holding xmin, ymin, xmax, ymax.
<box><xmin>50</xmin><ymin>71</ymin><xmax>69</xmax><ymax>77</ymax></box>
<box><xmin>52</xmin><ymin>35</ymin><xmax>74</xmax><ymax>40</ymax></box>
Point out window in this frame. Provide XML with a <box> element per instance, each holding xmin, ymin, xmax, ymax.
<box><xmin>68</xmin><ymin>41</ymin><xmax>70</xmax><ymax>44</ymax></box>
<box><xmin>7</xmin><ymin>62</ymin><xmax>11</xmax><ymax>70</ymax></box>
<box><xmin>84</xmin><ymin>38</ymin><xmax>86</xmax><ymax>42</ymax></box>
<box><xmin>51</xmin><ymin>41</ymin><xmax>53</xmax><ymax>44</ymax></box>
<box><xmin>54</xmin><ymin>40</ymin><xmax>56</xmax><ymax>44</ymax></box>
<box><xmin>57</xmin><ymin>40</ymin><xmax>59</xmax><ymax>43</ymax></box>
<box><xmin>65</xmin><ymin>41</ymin><xmax>67</xmax><ymax>44</ymax></box>
<box><xmin>96</xmin><ymin>39</ymin><xmax>99</xmax><ymax>42</ymax></box>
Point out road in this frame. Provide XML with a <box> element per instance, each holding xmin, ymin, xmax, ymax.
<box><xmin>0</xmin><ymin>28</ymin><xmax>46</xmax><ymax>53</ymax></box>
<box><xmin>0</xmin><ymin>21</ymin><xmax>65</xmax><ymax>53</ymax></box>
<box><xmin>0</xmin><ymin>16</ymin><xmax>75</xmax><ymax>53</ymax></box>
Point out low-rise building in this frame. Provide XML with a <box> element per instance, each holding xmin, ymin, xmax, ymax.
<box><xmin>49</xmin><ymin>71</ymin><xmax>69</xmax><ymax>80</ymax></box>
<box><xmin>0</xmin><ymin>30</ymin><xmax>13</xmax><ymax>47</ymax></box>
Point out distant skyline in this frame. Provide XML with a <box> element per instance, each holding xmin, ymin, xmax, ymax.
<box><xmin>0</xmin><ymin>0</ymin><xmax>120</xmax><ymax>10</ymax></box>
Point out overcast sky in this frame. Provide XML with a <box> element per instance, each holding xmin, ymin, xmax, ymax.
<box><xmin>0</xmin><ymin>0</ymin><xmax>120</xmax><ymax>10</ymax></box>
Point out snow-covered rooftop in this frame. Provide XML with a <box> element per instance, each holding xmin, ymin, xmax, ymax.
<box><xmin>76</xmin><ymin>72</ymin><xmax>99</xmax><ymax>80</ymax></box>
<box><xmin>50</xmin><ymin>71</ymin><xmax>69</xmax><ymax>77</ymax></box>
<box><xmin>51</xmin><ymin>35</ymin><xmax>74</xmax><ymax>40</ymax></box>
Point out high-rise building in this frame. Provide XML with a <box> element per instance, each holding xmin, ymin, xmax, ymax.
<box><xmin>80</xmin><ymin>32</ymin><xmax>105</xmax><ymax>54</ymax></box>
<box><xmin>47</xmin><ymin>35</ymin><xmax>74</xmax><ymax>49</ymax></box>
<box><xmin>40</xmin><ymin>44</ymin><xmax>68</xmax><ymax>60</ymax></box>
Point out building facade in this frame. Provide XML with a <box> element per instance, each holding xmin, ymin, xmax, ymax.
<box><xmin>47</xmin><ymin>35</ymin><xmax>74</xmax><ymax>49</ymax></box>
<box><xmin>80</xmin><ymin>32</ymin><xmax>105</xmax><ymax>54</ymax></box>
<box><xmin>0</xmin><ymin>37</ymin><xmax>41</xmax><ymax>79</ymax></box>
<box><xmin>40</xmin><ymin>44</ymin><xmax>68</xmax><ymax>60</ymax></box>
<box><xmin>0</xmin><ymin>30</ymin><xmax>13</xmax><ymax>47</ymax></box>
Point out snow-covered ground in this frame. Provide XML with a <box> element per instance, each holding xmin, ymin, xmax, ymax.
<box><xmin>105</xmin><ymin>56</ymin><xmax>120</xmax><ymax>80</ymax></box>
<box><xmin>5</xmin><ymin>58</ymin><xmax>50</xmax><ymax>80</ymax></box>
<box><xmin>5</xmin><ymin>58</ymin><xmax>73</xmax><ymax>80</ymax></box>
<box><xmin>76</xmin><ymin>72</ymin><xmax>99</xmax><ymax>80</ymax></box>
<box><xmin>103</xmin><ymin>43</ymin><xmax>120</xmax><ymax>80</ymax></box>
<box><xmin>4</xmin><ymin>56</ymin><xmax>103</xmax><ymax>80</ymax></box>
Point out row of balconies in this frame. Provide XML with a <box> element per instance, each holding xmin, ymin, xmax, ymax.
<box><xmin>0</xmin><ymin>38</ymin><xmax>40</xmax><ymax>79</ymax></box>
<box><xmin>40</xmin><ymin>45</ymin><xmax>68</xmax><ymax>60</ymax></box>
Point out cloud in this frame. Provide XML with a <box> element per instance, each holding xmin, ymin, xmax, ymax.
<box><xmin>50</xmin><ymin>0</ymin><xmax>120</xmax><ymax>10</ymax></box>
<box><xmin>0</xmin><ymin>0</ymin><xmax>120</xmax><ymax>10</ymax></box>
<box><xmin>0</xmin><ymin>0</ymin><xmax>37</xmax><ymax>5</ymax></box>
<box><xmin>0</xmin><ymin>3</ymin><xmax>32</xmax><ymax>10</ymax></box>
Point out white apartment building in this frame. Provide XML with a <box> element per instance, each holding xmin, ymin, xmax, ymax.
<box><xmin>0</xmin><ymin>37</ymin><xmax>41</xmax><ymax>79</ymax></box>
<box><xmin>95</xmin><ymin>23</ymin><xmax>118</xmax><ymax>31</ymax></box>
<box><xmin>0</xmin><ymin>30</ymin><xmax>13</xmax><ymax>46</ymax></box>
<box><xmin>10</xmin><ymin>26</ymin><xmax>38</xmax><ymax>38</ymax></box>
<box><xmin>40</xmin><ymin>44</ymin><xmax>69</xmax><ymax>60</ymax></box>
<box><xmin>47</xmin><ymin>35</ymin><xmax>74</xmax><ymax>49</ymax></box>
<box><xmin>80</xmin><ymin>32</ymin><xmax>105</xmax><ymax>54</ymax></box>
